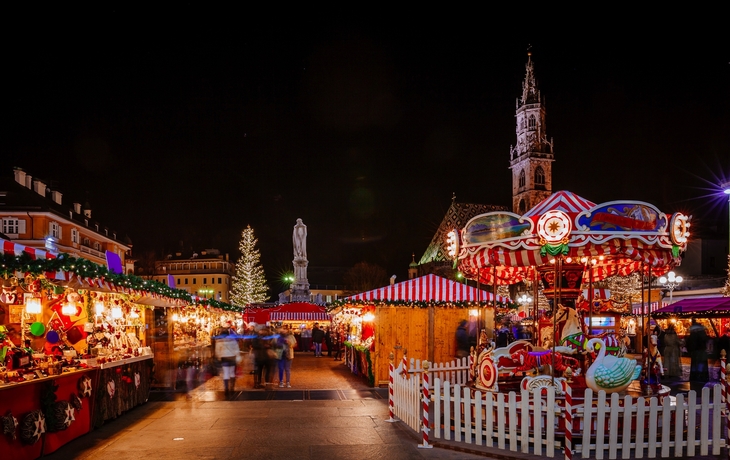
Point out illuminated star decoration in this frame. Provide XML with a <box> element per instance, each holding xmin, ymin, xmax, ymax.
<box><xmin>63</xmin><ymin>403</ymin><xmax>75</xmax><ymax>426</ymax></box>
<box><xmin>78</xmin><ymin>375</ymin><xmax>93</xmax><ymax>398</ymax></box>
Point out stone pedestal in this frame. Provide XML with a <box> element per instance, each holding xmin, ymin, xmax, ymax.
<box><xmin>291</xmin><ymin>257</ymin><xmax>310</xmax><ymax>302</ymax></box>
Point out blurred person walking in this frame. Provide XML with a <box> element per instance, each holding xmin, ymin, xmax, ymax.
<box><xmin>325</xmin><ymin>326</ymin><xmax>333</xmax><ymax>357</ymax></box>
<box><xmin>214</xmin><ymin>323</ymin><xmax>240</xmax><ymax>397</ymax></box>
<box><xmin>662</xmin><ymin>324</ymin><xmax>682</xmax><ymax>378</ymax></box>
<box><xmin>277</xmin><ymin>325</ymin><xmax>296</xmax><ymax>387</ymax></box>
<box><xmin>687</xmin><ymin>319</ymin><xmax>710</xmax><ymax>382</ymax></box>
<box><xmin>333</xmin><ymin>327</ymin><xmax>343</xmax><ymax>361</ymax></box>
<box><xmin>252</xmin><ymin>327</ymin><xmax>275</xmax><ymax>389</ymax></box>
<box><xmin>312</xmin><ymin>323</ymin><xmax>325</xmax><ymax>357</ymax></box>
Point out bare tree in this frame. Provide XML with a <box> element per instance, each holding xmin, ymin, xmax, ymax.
<box><xmin>343</xmin><ymin>262</ymin><xmax>388</xmax><ymax>295</ymax></box>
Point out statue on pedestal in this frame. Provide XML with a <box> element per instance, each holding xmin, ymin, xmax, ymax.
<box><xmin>293</xmin><ymin>218</ymin><xmax>307</xmax><ymax>260</ymax></box>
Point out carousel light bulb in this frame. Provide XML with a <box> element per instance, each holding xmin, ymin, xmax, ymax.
<box><xmin>581</xmin><ymin>257</ymin><xmax>588</xmax><ymax>264</ymax></box>
<box><xmin>94</xmin><ymin>301</ymin><xmax>105</xmax><ymax>316</ymax></box>
<box><xmin>25</xmin><ymin>297</ymin><xmax>42</xmax><ymax>314</ymax></box>
<box><xmin>111</xmin><ymin>306</ymin><xmax>123</xmax><ymax>319</ymax></box>
<box><xmin>565</xmin><ymin>257</ymin><xmax>572</xmax><ymax>263</ymax></box>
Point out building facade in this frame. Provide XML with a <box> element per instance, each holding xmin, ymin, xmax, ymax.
<box><xmin>0</xmin><ymin>167</ymin><xmax>132</xmax><ymax>272</ymax></box>
<box><xmin>152</xmin><ymin>249</ymin><xmax>235</xmax><ymax>303</ymax></box>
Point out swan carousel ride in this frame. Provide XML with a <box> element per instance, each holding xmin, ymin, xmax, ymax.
<box><xmin>452</xmin><ymin>190</ymin><xmax>689</xmax><ymax>400</ymax></box>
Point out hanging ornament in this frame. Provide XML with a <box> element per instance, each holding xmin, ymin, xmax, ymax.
<box><xmin>50</xmin><ymin>401</ymin><xmax>74</xmax><ymax>431</ymax></box>
<box><xmin>78</xmin><ymin>375</ymin><xmax>93</xmax><ymax>398</ymax></box>
<box><xmin>20</xmin><ymin>410</ymin><xmax>46</xmax><ymax>445</ymax></box>
<box><xmin>2</xmin><ymin>411</ymin><xmax>18</xmax><ymax>441</ymax></box>
<box><xmin>134</xmin><ymin>372</ymin><xmax>141</xmax><ymax>389</ymax></box>
<box><xmin>107</xmin><ymin>379</ymin><xmax>116</xmax><ymax>398</ymax></box>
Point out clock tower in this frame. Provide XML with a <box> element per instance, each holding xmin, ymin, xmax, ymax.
<box><xmin>509</xmin><ymin>52</ymin><xmax>554</xmax><ymax>214</ymax></box>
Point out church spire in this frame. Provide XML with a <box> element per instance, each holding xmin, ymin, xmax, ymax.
<box><xmin>509</xmin><ymin>51</ymin><xmax>554</xmax><ymax>214</ymax></box>
<box><xmin>520</xmin><ymin>51</ymin><xmax>541</xmax><ymax>107</ymax></box>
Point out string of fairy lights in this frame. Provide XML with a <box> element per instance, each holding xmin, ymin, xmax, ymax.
<box><xmin>0</xmin><ymin>251</ymin><xmax>242</xmax><ymax>312</ymax></box>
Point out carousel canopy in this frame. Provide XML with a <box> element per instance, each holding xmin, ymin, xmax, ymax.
<box><xmin>345</xmin><ymin>273</ymin><xmax>508</xmax><ymax>303</ymax></box>
<box><xmin>652</xmin><ymin>297</ymin><xmax>730</xmax><ymax>318</ymax></box>
<box><xmin>456</xmin><ymin>190</ymin><xmax>689</xmax><ymax>286</ymax></box>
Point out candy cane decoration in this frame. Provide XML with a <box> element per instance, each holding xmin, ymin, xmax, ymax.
<box><xmin>401</xmin><ymin>349</ymin><xmax>410</xmax><ymax>379</ymax></box>
<box><xmin>385</xmin><ymin>352</ymin><xmax>396</xmax><ymax>423</ymax></box>
<box><xmin>418</xmin><ymin>360</ymin><xmax>433</xmax><ymax>449</ymax></box>
<box><xmin>564</xmin><ymin>383</ymin><xmax>573</xmax><ymax>460</ymax></box>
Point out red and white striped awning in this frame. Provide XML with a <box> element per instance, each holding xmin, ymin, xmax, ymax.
<box><xmin>346</xmin><ymin>274</ymin><xmax>508</xmax><ymax>303</ymax></box>
<box><xmin>256</xmin><ymin>302</ymin><xmax>331</xmax><ymax>323</ymax></box>
<box><xmin>0</xmin><ymin>238</ymin><xmax>66</xmax><ymax>280</ymax></box>
<box><xmin>269</xmin><ymin>311</ymin><xmax>331</xmax><ymax>321</ymax></box>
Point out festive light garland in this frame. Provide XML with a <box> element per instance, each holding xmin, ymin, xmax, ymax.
<box><xmin>327</xmin><ymin>298</ymin><xmax>518</xmax><ymax>311</ymax></box>
<box><xmin>0</xmin><ymin>251</ymin><xmax>242</xmax><ymax>312</ymax></box>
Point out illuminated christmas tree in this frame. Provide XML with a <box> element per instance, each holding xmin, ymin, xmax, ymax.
<box><xmin>231</xmin><ymin>225</ymin><xmax>269</xmax><ymax>306</ymax></box>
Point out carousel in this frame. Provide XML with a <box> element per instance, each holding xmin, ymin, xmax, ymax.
<box><xmin>449</xmin><ymin>190</ymin><xmax>690</xmax><ymax>398</ymax></box>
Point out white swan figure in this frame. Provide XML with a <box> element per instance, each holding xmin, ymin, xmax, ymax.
<box><xmin>585</xmin><ymin>337</ymin><xmax>641</xmax><ymax>394</ymax></box>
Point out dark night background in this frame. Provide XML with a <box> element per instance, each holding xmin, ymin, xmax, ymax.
<box><xmin>3</xmin><ymin>8</ymin><xmax>729</xmax><ymax>289</ymax></box>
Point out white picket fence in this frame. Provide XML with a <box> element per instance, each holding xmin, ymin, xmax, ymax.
<box><xmin>391</xmin><ymin>356</ymin><xmax>729</xmax><ymax>458</ymax></box>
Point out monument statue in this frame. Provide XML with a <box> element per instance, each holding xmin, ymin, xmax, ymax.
<box><xmin>290</xmin><ymin>218</ymin><xmax>311</xmax><ymax>302</ymax></box>
<box><xmin>293</xmin><ymin>218</ymin><xmax>307</xmax><ymax>260</ymax></box>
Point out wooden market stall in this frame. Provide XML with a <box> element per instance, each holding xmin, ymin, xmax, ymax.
<box><xmin>0</xmin><ymin>238</ymin><xmax>241</xmax><ymax>459</ymax></box>
<box><xmin>652</xmin><ymin>297</ymin><xmax>730</xmax><ymax>341</ymax></box>
<box><xmin>331</xmin><ymin>274</ymin><xmax>510</xmax><ymax>386</ymax></box>
<box><xmin>242</xmin><ymin>303</ymin><xmax>332</xmax><ymax>352</ymax></box>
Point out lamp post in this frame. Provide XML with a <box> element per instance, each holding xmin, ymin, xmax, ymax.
<box><xmin>518</xmin><ymin>293</ymin><xmax>532</xmax><ymax>318</ymax></box>
<box><xmin>659</xmin><ymin>271</ymin><xmax>683</xmax><ymax>305</ymax></box>
<box><xmin>199</xmin><ymin>286</ymin><xmax>214</xmax><ymax>299</ymax></box>
<box><xmin>723</xmin><ymin>182</ymin><xmax>730</xmax><ymax>255</ymax></box>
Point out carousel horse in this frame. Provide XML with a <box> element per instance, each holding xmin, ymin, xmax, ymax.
<box><xmin>643</xmin><ymin>333</ymin><xmax>664</xmax><ymax>385</ymax></box>
<box><xmin>550</xmin><ymin>304</ymin><xmax>626</xmax><ymax>356</ymax></box>
<box><xmin>509</xmin><ymin>348</ymin><xmax>581</xmax><ymax>376</ymax></box>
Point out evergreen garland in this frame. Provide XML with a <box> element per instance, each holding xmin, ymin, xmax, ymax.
<box><xmin>0</xmin><ymin>251</ymin><xmax>241</xmax><ymax>312</ymax></box>
<box><xmin>328</xmin><ymin>298</ymin><xmax>518</xmax><ymax>310</ymax></box>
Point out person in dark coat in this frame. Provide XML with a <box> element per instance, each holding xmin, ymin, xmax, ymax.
<box><xmin>455</xmin><ymin>320</ymin><xmax>470</xmax><ymax>358</ymax></box>
<box><xmin>311</xmin><ymin>323</ymin><xmax>325</xmax><ymax>357</ymax></box>
<box><xmin>687</xmin><ymin>319</ymin><xmax>709</xmax><ymax>382</ymax></box>
<box><xmin>662</xmin><ymin>324</ymin><xmax>682</xmax><ymax>378</ymax></box>
<box><xmin>324</xmin><ymin>327</ymin><xmax>333</xmax><ymax>357</ymax></box>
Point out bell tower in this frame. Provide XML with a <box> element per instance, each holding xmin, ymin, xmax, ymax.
<box><xmin>509</xmin><ymin>52</ymin><xmax>554</xmax><ymax>214</ymax></box>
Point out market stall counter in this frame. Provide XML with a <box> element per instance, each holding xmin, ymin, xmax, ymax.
<box><xmin>91</xmin><ymin>354</ymin><xmax>154</xmax><ymax>429</ymax></box>
<box><xmin>0</xmin><ymin>367</ymin><xmax>97</xmax><ymax>460</ymax></box>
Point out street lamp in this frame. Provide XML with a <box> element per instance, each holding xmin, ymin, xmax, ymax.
<box><xmin>517</xmin><ymin>293</ymin><xmax>532</xmax><ymax>318</ymax></box>
<box><xmin>199</xmin><ymin>286</ymin><xmax>214</xmax><ymax>299</ymax></box>
<box><xmin>723</xmin><ymin>181</ymin><xmax>730</xmax><ymax>255</ymax></box>
<box><xmin>659</xmin><ymin>271</ymin><xmax>683</xmax><ymax>305</ymax></box>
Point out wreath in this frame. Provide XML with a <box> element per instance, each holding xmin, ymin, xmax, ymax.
<box><xmin>20</xmin><ymin>410</ymin><xmax>45</xmax><ymax>445</ymax></box>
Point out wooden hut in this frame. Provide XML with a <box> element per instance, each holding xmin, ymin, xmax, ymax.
<box><xmin>332</xmin><ymin>274</ymin><xmax>510</xmax><ymax>386</ymax></box>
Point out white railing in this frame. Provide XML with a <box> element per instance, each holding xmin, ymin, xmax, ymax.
<box><xmin>390</xmin><ymin>356</ymin><xmax>729</xmax><ymax>458</ymax></box>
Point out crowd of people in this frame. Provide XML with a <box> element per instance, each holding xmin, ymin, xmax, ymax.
<box><xmin>211</xmin><ymin>322</ymin><xmax>345</xmax><ymax>394</ymax></box>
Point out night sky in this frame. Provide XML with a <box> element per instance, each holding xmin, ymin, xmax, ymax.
<box><xmin>4</xmin><ymin>9</ymin><xmax>729</xmax><ymax>288</ymax></box>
